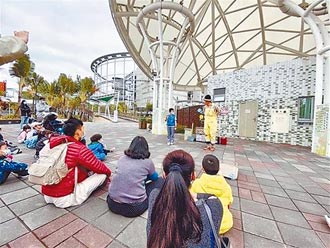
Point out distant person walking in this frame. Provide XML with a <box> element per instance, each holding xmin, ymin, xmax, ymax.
<box><xmin>165</xmin><ymin>108</ymin><xmax>176</xmax><ymax>145</ymax></box>
<box><xmin>19</xmin><ymin>100</ymin><xmax>31</xmax><ymax>129</ymax></box>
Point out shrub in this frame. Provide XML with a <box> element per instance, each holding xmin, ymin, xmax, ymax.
<box><xmin>175</xmin><ymin>124</ymin><xmax>186</xmax><ymax>133</ymax></box>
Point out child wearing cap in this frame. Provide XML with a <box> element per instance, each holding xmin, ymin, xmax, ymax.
<box><xmin>0</xmin><ymin>141</ymin><xmax>28</xmax><ymax>184</ymax></box>
<box><xmin>87</xmin><ymin>134</ymin><xmax>114</xmax><ymax>161</ymax></box>
<box><xmin>203</xmin><ymin>94</ymin><xmax>220</xmax><ymax>151</ymax></box>
<box><xmin>190</xmin><ymin>154</ymin><xmax>233</xmax><ymax>234</ymax></box>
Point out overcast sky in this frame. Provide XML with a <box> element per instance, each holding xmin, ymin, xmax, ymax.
<box><xmin>0</xmin><ymin>0</ymin><xmax>126</xmax><ymax>89</ymax></box>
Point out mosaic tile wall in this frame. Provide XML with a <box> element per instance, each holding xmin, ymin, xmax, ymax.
<box><xmin>208</xmin><ymin>56</ymin><xmax>317</xmax><ymax>147</ymax></box>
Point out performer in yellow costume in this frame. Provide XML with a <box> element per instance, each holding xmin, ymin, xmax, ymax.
<box><xmin>203</xmin><ymin>95</ymin><xmax>220</xmax><ymax>151</ymax></box>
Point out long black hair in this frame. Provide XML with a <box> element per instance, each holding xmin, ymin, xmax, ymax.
<box><xmin>148</xmin><ymin>150</ymin><xmax>202</xmax><ymax>248</ymax></box>
<box><xmin>124</xmin><ymin>136</ymin><xmax>150</xmax><ymax>159</ymax></box>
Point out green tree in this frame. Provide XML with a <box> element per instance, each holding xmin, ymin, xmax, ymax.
<box><xmin>26</xmin><ymin>72</ymin><xmax>45</xmax><ymax>113</ymax></box>
<box><xmin>9</xmin><ymin>54</ymin><xmax>34</xmax><ymax>104</ymax></box>
<box><xmin>77</xmin><ymin>77</ymin><xmax>98</xmax><ymax>120</ymax></box>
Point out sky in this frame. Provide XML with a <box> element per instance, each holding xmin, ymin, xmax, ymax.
<box><xmin>0</xmin><ymin>0</ymin><xmax>127</xmax><ymax>89</ymax></box>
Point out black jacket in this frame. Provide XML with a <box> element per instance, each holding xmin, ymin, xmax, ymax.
<box><xmin>20</xmin><ymin>103</ymin><xmax>31</xmax><ymax>117</ymax></box>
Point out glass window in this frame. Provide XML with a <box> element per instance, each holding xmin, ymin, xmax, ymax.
<box><xmin>298</xmin><ymin>96</ymin><xmax>314</xmax><ymax>122</ymax></box>
<box><xmin>214</xmin><ymin>88</ymin><xmax>225</xmax><ymax>102</ymax></box>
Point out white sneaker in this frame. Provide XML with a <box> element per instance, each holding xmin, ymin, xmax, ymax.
<box><xmin>170</xmin><ymin>142</ymin><xmax>174</xmax><ymax>145</ymax></box>
<box><xmin>167</xmin><ymin>142</ymin><xmax>171</xmax><ymax>145</ymax></box>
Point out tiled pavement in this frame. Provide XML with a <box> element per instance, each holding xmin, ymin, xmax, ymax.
<box><xmin>0</xmin><ymin>118</ymin><xmax>329</xmax><ymax>248</ymax></box>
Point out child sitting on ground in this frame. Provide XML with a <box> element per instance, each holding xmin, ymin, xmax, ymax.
<box><xmin>190</xmin><ymin>154</ymin><xmax>233</xmax><ymax>234</ymax></box>
<box><xmin>87</xmin><ymin>134</ymin><xmax>114</xmax><ymax>161</ymax></box>
<box><xmin>34</xmin><ymin>130</ymin><xmax>57</xmax><ymax>159</ymax></box>
<box><xmin>0</xmin><ymin>141</ymin><xmax>28</xmax><ymax>184</ymax></box>
<box><xmin>17</xmin><ymin>124</ymin><xmax>32</xmax><ymax>143</ymax></box>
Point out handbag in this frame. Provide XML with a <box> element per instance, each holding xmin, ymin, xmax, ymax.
<box><xmin>201</xmin><ymin>199</ymin><xmax>231</xmax><ymax>248</ymax></box>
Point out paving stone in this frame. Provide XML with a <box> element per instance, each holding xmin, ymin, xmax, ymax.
<box><xmin>0</xmin><ymin>218</ymin><xmax>29</xmax><ymax>246</ymax></box>
<box><xmin>240</xmin><ymin>198</ymin><xmax>273</xmax><ymax>219</ymax></box>
<box><xmin>8</xmin><ymin>194</ymin><xmax>47</xmax><ymax>216</ymax></box>
<box><xmin>313</xmin><ymin>195</ymin><xmax>330</xmax><ymax>206</ymax></box>
<box><xmin>254</xmin><ymin>172</ymin><xmax>275</xmax><ymax>181</ymax></box>
<box><xmin>238</xmin><ymin>188</ymin><xmax>252</xmax><ymax>200</ymax></box>
<box><xmin>0</xmin><ymin>187</ymin><xmax>38</xmax><ymax>205</ymax></box>
<box><xmin>302</xmin><ymin>212</ymin><xmax>326</xmax><ymax>223</ymax></box>
<box><xmin>106</xmin><ymin>240</ymin><xmax>128</xmax><ymax>248</ymax></box>
<box><xmin>270</xmin><ymin>206</ymin><xmax>310</xmax><ymax>228</ymax></box>
<box><xmin>303</xmin><ymin>185</ymin><xmax>329</xmax><ymax>197</ymax></box>
<box><xmin>116</xmin><ymin>217</ymin><xmax>147</xmax><ymax>248</ymax></box>
<box><xmin>256</xmin><ymin>178</ymin><xmax>280</xmax><ymax>187</ymax></box>
<box><xmin>0</xmin><ymin>206</ymin><xmax>15</xmax><ymax>224</ymax></box>
<box><xmin>225</xmin><ymin>228</ymin><xmax>244</xmax><ymax>248</ymax></box>
<box><xmin>0</xmin><ymin>200</ymin><xmax>4</xmax><ymax>207</ymax></box>
<box><xmin>284</xmin><ymin>189</ymin><xmax>316</xmax><ymax>203</ymax></box>
<box><xmin>293</xmin><ymin>200</ymin><xmax>329</xmax><ymax>216</ymax></box>
<box><xmin>42</xmin><ymin>218</ymin><xmax>87</xmax><ymax>247</ymax></box>
<box><xmin>72</xmin><ymin>198</ymin><xmax>108</xmax><ymax>222</ymax></box>
<box><xmin>277</xmin><ymin>222</ymin><xmax>325</xmax><ymax>248</ymax></box>
<box><xmin>315</xmin><ymin>231</ymin><xmax>330</xmax><ymax>248</ymax></box>
<box><xmin>55</xmin><ymin>237</ymin><xmax>87</xmax><ymax>248</ymax></box>
<box><xmin>20</xmin><ymin>205</ymin><xmax>67</xmax><ymax>230</ymax></box>
<box><xmin>242</xmin><ymin>212</ymin><xmax>282</xmax><ymax>242</ymax></box>
<box><xmin>233</xmin><ymin>218</ymin><xmax>242</xmax><ymax>230</ymax></box>
<box><xmin>265</xmin><ymin>195</ymin><xmax>298</xmax><ymax>211</ymax></box>
<box><xmin>0</xmin><ymin>181</ymin><xmax>28</xmax><ymax>195</ymax></box>
<box><xmin>231</xmin><ymin>186</ymin><xmax>238</xmax><ymax>197</ymax></box>
<box><xmin>244</xmin><ymin>233</ymin><xmax>285</xmax><ymax>248</ymax></box>
<box><xmin>231</xmin><ymin>196</ymin><xmax>240</xmax><ymax>210</ymax></box>
<box><xmin>74</xmin><ymin>225</ymin><xmax>112</xmax><ymax>248</ymax></box>
<box><xmin>308</xmin><ymin>221</ymin><xmax>330</xmax><ymax>233</ymax></box>
<box><xmin>34</xmin><ymin>213</ymin><xmax>77</xmax><ymax>239</ymax></box>
<box><xmin>8</xmin><ymin>232</ymin><xmax>46</xmax><ymax>248</ymax></box>
<box><xmin>278</xmin><ymin>181</ymin><xmax>306</xmax><ymax>192</ymax></box>
<box><xmin>231</xmin><ymin>209</ymin><xmax>241</xmax><ymax>220</ymax></box>
<box><xmin>92</xmin><ymin>211</ymin><xmax>133</xmax><ymax>238</ymax></box>
<box><xmin>250</xmin><ymin>191</ymin><xmax>267</xmax><ymax>204</ymax></box>
<box><xmin>260</xmin><ymin>185</ymin><xmax>288</xmax><ymax>197</ymax></box>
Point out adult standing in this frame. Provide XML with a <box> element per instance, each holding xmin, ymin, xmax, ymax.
<box><xmin>35</xmin><ymin>97</ymin><xmax>50</xmax><ymax>122</ymax></box>
<box><xmin>0</xmin><ymin>31</ymin><xmax>29</xmax><ymax>65</ymax></box>
<box><xmin>19</xmin><ymin>100</ymin><xmax>31</xmax><ymax>129</ymax></box>
<box><xmin>203</xmin><ymin>94</ymin><xmax>220</xmax><ymax>151</ymax></box>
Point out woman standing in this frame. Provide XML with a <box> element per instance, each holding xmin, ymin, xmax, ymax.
<box><xmin>107</xmin><ymin>136</ymin><xmax>159</xmax><ymax>217</ymax></box>
<box><xmin>19</xmin><ymin>100</ymin><xmax>31</xmax><ymax>129</ymax></box>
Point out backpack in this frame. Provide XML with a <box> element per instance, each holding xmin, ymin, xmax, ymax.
<box><xmin>28</xmin><ymin>142</ymin><xmax>72</xmax><ymax>185</ymax></box>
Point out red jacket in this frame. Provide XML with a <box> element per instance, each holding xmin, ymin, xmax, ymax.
<box><xmin>41</xmin><ymin>135</ymin><xmax>111</xmax><ymax>197</ymax></box>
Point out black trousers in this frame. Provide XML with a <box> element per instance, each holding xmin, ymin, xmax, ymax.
<box><xmin>107</xmin><ymin>177</ymin><xmax>164</xmax><ymax>218</ymax></box>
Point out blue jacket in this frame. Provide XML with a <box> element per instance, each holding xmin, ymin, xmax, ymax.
<box><xmin>88</xmin><ymin>142</ymin><xmax>106</xmax><ymax>161</ymax></box>
<box><xmin>166</xmin><ymin>113</ymin><xmax>176</xmax><ymax>127</ymax></box>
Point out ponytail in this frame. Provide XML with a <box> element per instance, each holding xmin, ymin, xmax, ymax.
<box><xmin>148</xmin><ymin>166</ymin><xmax>202</xmax><ymax>248</ymax></box>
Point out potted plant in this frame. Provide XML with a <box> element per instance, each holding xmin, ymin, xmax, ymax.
<box><xmin>139</xmin><ymin>116</ymin><xmax>147</xmax><ymax>129</ymax></box>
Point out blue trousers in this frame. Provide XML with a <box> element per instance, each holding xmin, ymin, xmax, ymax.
<box><xmin>167</xmin><ymin>126</ymin><xmax>175</xmax><ymax>143</ymax></box>
<box><xmin>20</xmin><ymin>116</ymin><xmax>29</xmax><ymax>129</ymax></box>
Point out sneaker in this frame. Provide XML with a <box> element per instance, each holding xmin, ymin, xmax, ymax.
<box><xmin>167</xmin><ymin>142</ymin><xmax>171</xmax><ymax>146</ymax></box>
<box><xmin>170</xmin><ymin>142</ymin><xmax>174</xmax><ymax>145</ymax></box>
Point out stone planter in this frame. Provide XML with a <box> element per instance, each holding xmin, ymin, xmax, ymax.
<box><xmin>0</xmin><ymin>119</ymin><xmax>20</xmax><ymax>124</ymax></box>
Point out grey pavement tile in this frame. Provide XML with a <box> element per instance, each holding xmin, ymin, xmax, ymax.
<box><xmin>244</xmin><ymin>233</ymin><xmax>285</xmax><ymax>248</ymax></box>
<box><xmin>257</xmin><ymin>178</ymin><xmax>281</xmax><ymax>187</ymax></box>
<box><xmin>116</xmin><ymin>217</ymin><xmax>147</xmax><ymax>248</ymax></box>
<box><xmin>260</xmin><ymin>185</ymin><xmax>288</xmax><ymax>198</ymax></box>
<box><xmin>92</xmin><ymin>211</ymin><xmax>134</xmax><ymax>238</ymax></box>
<box><xmin>0</xmin><ymin>187</ymin><xmax>38</xmax><ymax>205</ymax></box>
<box><xmin>264</xmin><ymin>194</ymin><xmax>298</xmax><ymax>210</ymax></box>
<box><xmin>231</xmin><ymin>186</ymin><xmax>238</xmax><ymax>197</ymax></box>
<box><xmin>20</xmin><ymin>204</ymin><xmax>67</xmax><ymax>230</ymax></box>
<box><xmin>0</xmin><ymin>181</ymin><xmax>28</xmax><ymax>195</ymax></box>
<box><xmin>273</xmin><ymin>175</ymin><xmax>296</xmax><ymax>183</ymax></box>
<box><xmin>303</xmin><ymin>186</ymin><xmax>329</xmax><ymax>197</ymax></box>
<box><xmin>107</xmin><ymin>240</ymin><xmax>128</xmax><ymax>248</ymax></box>
<box><xmin>313</xmin><ymin>195</ymin><xmax>330</xmax><ymax>206</ymax></box>
<box><xmin>72</xmin><ymin>198</ymin><xmax>109</xmax><ymax>222</ymax></box>
<box><xmin>293</xmin><ymin>200</ymin><xmax>329</xmax><ymax>216</ymax></box>
<box><xmin>231</xmin><ymin>196</ymin><xmax>240</xmax><ymax>210</ymax></box>
<box><xmin>0</xmin><ymin>206</ymin><xmax>15</xmax><ymax>224</ymax></box>
<box><xmin>0</xmin><ymin>200</ymin><xmax>3</xmax><ymax>207</ymax></box>
<box><xmin>8</xmin><ymin>194</ymin><xmax>47</xmax><ymax>216</ymax></box>
<box><xmin>0</xmin><ymin>218</ymin><xmax>29</xmax><ymax>246</ymax></box>
<box><xmin>254</xmin><ymin>172</ymin><xmax>275</xmax><ymax>181</ymax></box>
<box><xmin>277</xmin><ymin>222</ymin><xmax>325</xmax><ymax>248</ymax></box>
<box><xmin>240</xmin><ymin>198</ymin><xmax>273</xmax><ymax>219</ymax></box>
<box><xmin>284</xmin><ymin>189</ymin><xmax>317</xmax><ymax>203</ymax></box>
<box><xmin>278</xmin><ymin>181</ymin><xmax>306</xmax><ymax>192</ymax></box>
<box><xmin>242</xmin><ymin>212</ymin><xmax>282</xmax><ymax>242</ymax></box>
<box><xmin>269</xmin><ymin>206</ymin><xmax>310</xmax><ymax>228</ymax></box>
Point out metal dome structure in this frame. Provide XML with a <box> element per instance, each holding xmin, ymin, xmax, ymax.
<box><xmin>109</xmin><ymin>0</ymin><xmax>329</xmax><ymax>91</ymax></box>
